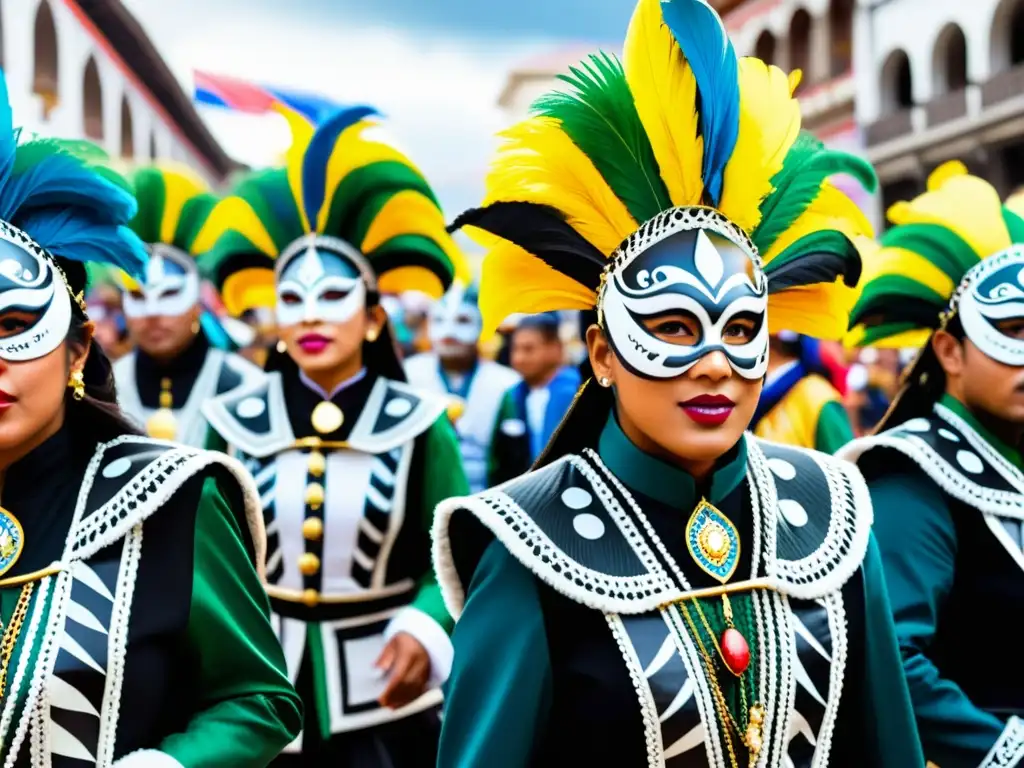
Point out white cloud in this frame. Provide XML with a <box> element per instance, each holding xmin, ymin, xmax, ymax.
<box><xmin>124</xmin><ymin>0</ymin><xmax>544</xmax><ymax>215</ymax></box>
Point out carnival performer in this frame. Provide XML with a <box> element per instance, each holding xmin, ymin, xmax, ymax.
<box><xmin>432</xmin><ymin>1</ymin><xmax>923</xmax><ymax>766</ymax></box>
<box><xmin>487</xmin><ymin>312</ymin><xmax>581</xmax><ymax>486</ymax></box>
<box><xmin>840</xmin><ymin>161</ymin><xmax>1024</xmax><ymax>766</ymax></box>
<box><xmin>751</xmin><ymin>332</ymin><xmax>854</xmax><ymax>452</ymax></box>
<box><xmin>113</xmin><ymin>166</ymin><xmax>262</xmax><ymax>446</ymax></box>
<box><xmin>198</xmin><ymin>107</ymin><xmax>469</xmax><ymax>766</ymax></box>
<box><xmin>0</xmin><ymin>77</ymin><xmax>300</xmax><ymax>766</ymax></box>
<box><xmin>404</xmin><ymin>281</ymin><xmax>519</xmax><ymax>493</ymax></box>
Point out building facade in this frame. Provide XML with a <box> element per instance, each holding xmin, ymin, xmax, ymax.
<box><xmin>856</xmin><ymin>0</ymin><xmax>1024</xmax><ymax>222</ymax></box>
<box><xmin>1</xmin><ymin>0</ymin><xmax>234</xmax><ymax>183</ymax></box>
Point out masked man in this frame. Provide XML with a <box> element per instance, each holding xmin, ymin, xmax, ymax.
<box><xmin>114</xmin><ymin>167</ymin><xmax>262</xmax><ymax>447</ymax></box>
<box><xmin>405</xmin><ymin>282</ymin><xmax>519</xmax><ymax>492</ymax></box>
<box><xmin>841</xmin><ymin>162</ymin><xmax>1024</xmax><ymax>766</ymax></box>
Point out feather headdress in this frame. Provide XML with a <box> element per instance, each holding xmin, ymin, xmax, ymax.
<box><xmin>0</xmin><ymin>74</ymin><xmax>145</xmax><ymax>292</ymax></box>
<box><xmin>128</xmin><ymin>164</ymin><xmax>217</xmax><ymax>256</ymax></box>
<box><xmin>454</xmin><ymin>0</ymin><xmax>876</xmax><ymax>340</ymax></box>
<box><xmin>196</xmin><ymin>106</ymin><xmax>468</xmax><ymax>316</ymax></box>
<box><xmin>847</xmin><ymin>161</ymin><xmax>1021</xmax><ymax>350</ymax></box>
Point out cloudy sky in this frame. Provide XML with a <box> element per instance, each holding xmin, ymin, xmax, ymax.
<box><xmin>122</xmin><ymin>0</ymin><xmax>634</xmax><ymax>217</ymax></box>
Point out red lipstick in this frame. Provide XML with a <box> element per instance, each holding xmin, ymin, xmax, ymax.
<box><xmin>679</xmin><ymin>394</ymin><xmax>735</xmax><ymax>426</ymax></box>
<box><xmin>297</xmin><ymin>333</ymin><xmax>331</xmax><ymax>354</ymax></box>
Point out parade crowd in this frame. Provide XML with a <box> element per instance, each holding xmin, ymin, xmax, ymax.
<box><xmin>0</xmin><ymin>0</ymin><xmax>1019</xmax><ymax>766</ymax></box>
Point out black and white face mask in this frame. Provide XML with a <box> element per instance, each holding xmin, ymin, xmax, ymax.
<box><xmin>275</xmin><ymin>234</ymin><xmax>375</xmax><ymax>328</ymax></box>
<box><xmin>600</xmin><ymin>208</ymin><xmax>768</xmax><ymax>381</ymax></box>
<box><xmin>120</xmin><ymin>244</ymin><xmax>200</xmax><ymax>319</ymax></box>
<box><xmin>0</xmin><ymin>222</ymin><xmax>73</xmax><ymax>362</ymax></box>
<box><xmin>428</xmin><ymin>283</ymin><xmax>482</xmax><ymax>353</ymax></box>
<box><xmin>958</xmin><ymin>246</ymin><xmax>1024</xmax><ymax>366</ymax></box>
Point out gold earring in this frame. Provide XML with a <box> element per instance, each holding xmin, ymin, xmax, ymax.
<box><xmin>191</xmin><ymin>319</ymin><xmax>201</xmax><ymax>334</ymax></box>
<box><xmin>68</xmin><ymin>370</ymin><xmax>85</xmax><ymax>401</ymax></box>
<box><xmin>366</xmin><ymin>328</ymin><xmax>379</xmax><ymax>343</ymax></box>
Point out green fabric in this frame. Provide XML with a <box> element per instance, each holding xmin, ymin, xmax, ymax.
<box><xmin>306</xmin><ymin>625</ymin><xmax>332</xmax><ymax>741</ymax></box>
<box><xmin>202</xmin><ymin>426</ymin><xmax>228</xmax><ymax>453</ymax></box>
<box><xmin>161</xmin><ymin>476</ymin><xmax>302</xmax><ymax>767</ymax></box>
<box><xmin>0</xmin><ymin>581</ymin><xmax>53</xmax><ymax>746</ymax></box>
<box><xmin>869</xmin><ymin>466</ymin><xmax>1004</xmax><ymax>764</ymax></box>
<box><xmin>438</xmin><ymin>540</ymin><xmax>552</xmax><ymax>767</ymax></box>
<box><xmin>940</xmin><ymin>393</ymin><xmax>1023</xmax><ymax>468</ymax></box>
<box><xmin>597</xmin><ymin>412</ymin><xmax>747</xmax><ymax>509</ymax></box>
<box><xmin>858</xmin><ymin>534</ymin><xmax>928</xmax><ymax>766</ymax></box>
<box><xmin>414</xmin><ymin>416</ymin><xmax>469</xmax><ymax>632</ymax></box>
<box><xmin>815</xmin><ymin>400</ymin><xmax>855</xmax><ymax>455</ymax></box>
<box><xmin>486</xmin><ymin>388</ymin><xmax>519</xmax><ymax>487</ymax></box>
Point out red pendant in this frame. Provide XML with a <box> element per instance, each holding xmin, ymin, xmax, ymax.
<box><xmin>720</xmin><ymin>627</ymin><xmax>750</xmax><ymax>676</ymax></box>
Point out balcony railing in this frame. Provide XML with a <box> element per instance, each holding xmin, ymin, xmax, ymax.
<box><xmin>982</xmin><ymin>63</ymin><xmax>1024</xmax><ymax>108</ymax></box>
<box><xmin>866</xmin><ymin>109</ymin><xmax>914</xmax><ymax>147</ymax></box>
<box><xmin>925</xmin><ymin>89</ymin><xmax>967</xmax><ymax>127</ymax></box>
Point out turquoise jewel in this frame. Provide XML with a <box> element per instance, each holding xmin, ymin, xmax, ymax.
<box><xmin>685</xmin><ymin>499</ymin><xmax>739</xmax><ymax>583</ymax></box>
<box><xmin>0</xmin><ymin>507</ymin><xmax>23</xmax><ymax>578</ymax></box>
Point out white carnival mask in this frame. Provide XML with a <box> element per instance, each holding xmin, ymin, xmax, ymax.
<box><xmin>600</xmin><ymin>208</ymin><xmax>769</xmax><ymax>381</ymax></box>
<box><xmin>958</xmin><ymin>245</ymin><xmax>1024</xmax><ymax>366</ymax></box>
<box><xmin>428</xmin><ymin>282</ymin><xmax>482</xmax><ymax>352</ymax></box>
<box><xmin>275</xmin><ymin>234</ymin><xmax>375</xmax><ymax>327</ymax></box>
<box><xmin>120</xmin><ymin>244</ymin><xmax>200</xmax><ymax>319</ymax></box>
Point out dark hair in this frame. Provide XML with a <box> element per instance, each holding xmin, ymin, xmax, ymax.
<box><xmin>514</xmin><ymin>313</ymin><xmax>561</xmax><ymax>344</ymax></box>
<box><xmin>873</xmin><ymin>314</ymin><xmax>964</xmax><ymax>433</ymax></box>
<box><xmin>62</xmin><ymin>260</ymin><xmax>143</xmax><ymax>446</ymax></box>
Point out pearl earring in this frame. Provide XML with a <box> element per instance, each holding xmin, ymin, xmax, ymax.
<box><xmin>599</xmin><ymin>377</ymin><xmax>611</xmax><ymax>388</ymax></box>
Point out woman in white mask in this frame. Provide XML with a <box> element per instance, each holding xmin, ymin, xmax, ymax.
<box><xmin>199</xmin><ymin>107</ymin><xmax>470</xmax><ymax>766</ymax></box>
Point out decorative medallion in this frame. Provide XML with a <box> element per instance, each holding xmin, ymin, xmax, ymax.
<box><xmin>311</xmin><ymin>401</ymin><xmax>344</xmax><ymax>434</ymax></box>
<box><xmin>685</xmin><ymin>499</ymin><xmax>739</xmax><ymax>583</ymax></box>
<box><xmin>0</xmin><ymin>507</ymin><xmax>24</xmax><ymax>578</ymax></box>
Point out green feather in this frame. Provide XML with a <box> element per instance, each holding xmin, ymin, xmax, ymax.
<box><xmin>849</xmin><ymin>274</ymin><xmax>946</xmax><ymax>328</ymax></box>
<box><xmin>532</xmin><ymin>52</ymin><xmax>670</xmax><ymax>224</ymax></box>
<box><xmin>323</xmin><ymin>161</ymin><xmax>438</xmax><ymax>245</ymax></box>
<box><xmin>230</xmin><ymin>168</ymin><xmax>304</xmax><ymax>254</ymax></box>
<box><xmin>851</xmin><ymin>321</ymin><xmax>922</xmax><ymax>347</ymax></box>
<box><xmin>127</xmin><ymin>168</ymin><xmax>165</xmax><ymax>245</ymax></box>
<box><xmin>176</xmin><ymin>193</ymin><xmax>218</xmax><ymax>254</ymax></box>
<box><xmin>753</xmin><ymin>131</ymin><xmax>876</xmax><ymax>256</ymax></box>
<box><xmin>197</xmin><ymin>230</ymin><xmax>273</xmax><ymax>289</ymax></box>
<box><xmin>879</xmin><ymin>222</ymin><xmax>978</xmax><ymax>283</ymax></box>
<box><xmin>369</xmin><ymin>233</ymin><xmax>454</xmax><ymax>284</ymax></box>
<box><xmin>1003</xmin><ymin>209</ymin><xmax>1024</xmax><ymax>244</ymax></box>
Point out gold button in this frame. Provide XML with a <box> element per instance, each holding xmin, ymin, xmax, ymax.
<box><xmin>298</xmin><ymin>552</ymin><xmax>321</xmax><ymax>576</ymax></box>
<box><xmin>307</xmin><ymin>450</ymin><xmax>326</xmax><ymax>478</ymax></box>
<box><xmin>301</xmin><ymin>588</ymin><xmax>319</xmax><ymax>607</ymax></box>
<box><xmin>446</xmin><ymin>398</ymin><xmax>465</xmax><ymax>422</ymax></box>
<box><xmin>305</xmin><ymin>482</ymin><xmax>325</xmax><ymax>510</ymax></box>
<box><xmin>311</xmin><ymin>401</ymin><xmax>344</xmax><ymax>434</ymax></box>
<box><xmin>302</xmin><ymin>517</ymin><xmax>324</xmax><ymax>541</ymax></box>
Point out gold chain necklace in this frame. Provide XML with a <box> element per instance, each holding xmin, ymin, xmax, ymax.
<box><xmin>0</xmin><ymin>582</ymin><xmax>34</xmax><ymax>698</ymax></box>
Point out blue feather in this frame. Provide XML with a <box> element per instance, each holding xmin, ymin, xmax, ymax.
<box><xmin>659</xmin><ymin>0</ymin><xmax>741</xmax><ymax>205</ymax></box>
<box><xmin>0</xmin><ymin>70</ymin><xmax>16</xmax><ymax>191</ymax></box>
<box><xmin>301</xmin><ymin>105</ymin><xmax>379</xmax><ymax>229</ymax></box>
<box><xmin>17</xmin><ymin>209</ymin><xmax>147</xmax><ymax>279</ymax></box>
<box><xmin>1</xmin><ymin>154</ymin><xmax>136</xmax><ymax>224</ymax></box>
<box><xmin>200</xmin><ymin>311</ymin><xmax>232</xmax><ymax>350</ymax></box>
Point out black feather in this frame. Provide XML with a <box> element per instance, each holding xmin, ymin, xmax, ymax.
<box><xmin>450</xmin><ymin>202</ymin><xmax>606</xmax><ymax>291</ymax></box>
<box><xmin>765</xmin><ymin>231</ymin><xmax>862</xmax><ymax>293</ymax></box>
<box><xmin>850</xmin><ymin>295</ymin><xmax>945</xmax><ymax>330</ymax></box>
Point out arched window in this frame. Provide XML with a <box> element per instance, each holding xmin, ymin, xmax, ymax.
<box><xmin>82</xmin><ymin>56</ymin><xmax>103</xmax><ymax>140</ymax></box>
<box><xmin>829</xmin><ymin>0</ymin><xmax>854</xmax><ymax>77</ymax></box>
<box><xmin>33</xmin><ymin>0</ymin><xmax>58</xmax><ymax>118</ymax></box>
<box><xmin>754</xmin><ymin>30</ymin><xmax>776</xmax><ymax>66</ymax></box>
<box><xmin>789</xmin><ymin>9</ymin><xmax>812</xmax><ymax>89</ymax></box>
<box><xmin>932</xmin><ymin>23</ymin><xmax>969</xmax><ymax>94</ymax></box>
<box><xmin>880</xmin><ymin>49</ymin><xmax>914</xmax><ymax>110</ymax></box>
<box><xmin>120</xmin><ymin>95</ymin><xmax>133</xmax><ymax>158</ymax></box>
<box><xmin>991</xmin><ymin>0</ymin><xmax>1024</xmax><ymax>71</ymax></box>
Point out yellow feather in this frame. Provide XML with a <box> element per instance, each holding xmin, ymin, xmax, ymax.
<box><xmin>485</xmin><ymin>116</ymin><xmax>636</xmax><ymax>257</ymax></box>
<box><xmin>1004</xmin><ymin>189</ymin><xmax>1024</xmax><ymax>220</ymax></box>
<box><xmin>379</xmin><ymin>266</ymin><xmax>445</xmax><ymax>299</ymax></box>
<box><xmin>273</xmin><ymin>104</ymin><xmax>315</xmax><ymax>234</ymax></box>
<box><xmin>469</xmin><ymin>227</ymin><xmax>596</xmax><ymax>339</ymax></box>
<box><xmin>926</xmin><ymin>159</ymin><xmax>968</xmax><ymax>191</ymax></box>
<box><xmin>887</xmin><ymin>173</ymin><xmax>1010</xmax><ymax>257</ymax></box>
<box><xmin>317</xmin><ymin>121</ymin><xmax>422</xmax><ymax>232</ymax></box>
<box><xmin>763</xmin><ymin>183</ymin><xmax>872</xmax><ymax>264</ymax></box>
<box><xmin>768</xmin><ymin>283</ymin><xmax>857</xmax><ymax>340</ymax></box>
<box><xmin>221</xmin><ymin>267</ymin><xmax>276</xmax><ymax>317</ymax></box>
<box><xmin>360</xmin><ymin>190</ymin><xmax>468</xmax><ymax>282</ymax></box>
<box><xmin>157</xmin><ymin>166</ymin><xmax>208</xmax><ymax>245</ymax></box>
<box><xmin>860</xmin><ymin>245</ymin><xmax>955</xmax><ymax>300</ymax></box>
<box><xmin>788</xmin><ymin>69</ymin><xmax>802</xmax><ymax>95</ymax></box>
<box><xmin>622</xmin><ymin>0</ymin><xmax>703</xmax><ymax>206</ymax></box>
<box><xmin>191</xmin><ymin>197</ymin><xmax>279</xmax><ymax>258</ymax></box>
<box><xmin>720</xmin><ymin>58</ymin><xmax>801</xmax><ymax>234</ymax></box>
<box><xmin>844</xmin><ymin>324</ymin><xmax>932</xmax><ymax>350</ymax></box>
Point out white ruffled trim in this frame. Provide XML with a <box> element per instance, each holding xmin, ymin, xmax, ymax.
<box><xmin>112</xmin><ymin>749</ymin><xmax>185</xmax><ymax>768</ymax></box>
<box><xmin>384</xmin><ymin>607</ymin><xmax>453</xmax><ymax>688</ymax></box>
<box><xmin>980</xmin><ymin>716</ymin><xmax>1024</xmax><ymax>767</ymax></box>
